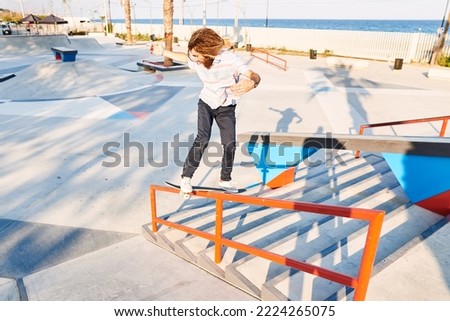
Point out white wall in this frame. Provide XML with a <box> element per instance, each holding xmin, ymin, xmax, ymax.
<box><xmin>112</xmin><ymin>23</ymin><xmax>449</xmax><ymax>64</ymax></box>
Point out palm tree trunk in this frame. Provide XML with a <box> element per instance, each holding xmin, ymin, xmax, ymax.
<box><xmin>431</xmin><ymin>10</ymin><xmax>450</xmax><ymax>65</ymax></box>
<box><xmin>163</xmin><ymin>0</ymin><xmax>174</xmax><ymax>66</ymax></box>
<box><xmin>123</xmin><ymin>0</ymin><xmax>133</xmax><ymax>44</ymax></box>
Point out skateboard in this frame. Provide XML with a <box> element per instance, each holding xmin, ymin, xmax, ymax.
<box><xmin>165</xmin><ymin>181</ymin><xmax>246</xmax><ymax>199</ymax></box>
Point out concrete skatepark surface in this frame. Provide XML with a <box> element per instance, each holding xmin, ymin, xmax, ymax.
<box><xmin>0</xmin><ymin>34</ymin><xmax>449</xmax><ymax>302</ymax></box>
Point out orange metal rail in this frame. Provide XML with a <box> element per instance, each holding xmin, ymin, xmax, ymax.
<box><xmin>150</xmin><ymin>185</ymin><xmax>385</xmax><ymax>301</ymax></box>
<box><xmin>250</xmin><ymin>48</ymin><xmax>288</xmax><ymax>71</ymax></box>
<box><xmin>355</xmin><ymin>115</ymin><xmax>450</xmax><ymax>158</ymax></box>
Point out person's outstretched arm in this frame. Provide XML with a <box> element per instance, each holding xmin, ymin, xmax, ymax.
<box><xmin>151</xmin><ymin>43</ymin><xmax>189</xmax><ymax>63</ymax></box>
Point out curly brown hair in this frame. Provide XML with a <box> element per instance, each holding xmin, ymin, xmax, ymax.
<box><xmin>188</xmin><ymin>28</ymin><xmax>224</xmax><ymax>69</ymax></box>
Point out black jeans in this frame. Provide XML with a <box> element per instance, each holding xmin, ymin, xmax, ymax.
<box><xmin>182</xmin><ymin>99</ymin><xmax>236</xmax><ymax>181</ymax></box>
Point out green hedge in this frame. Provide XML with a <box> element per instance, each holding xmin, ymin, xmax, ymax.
<box><xmin>437</xmin><ymin>55</ymin><xmax>450</xmax><ymax>67</ymax></box>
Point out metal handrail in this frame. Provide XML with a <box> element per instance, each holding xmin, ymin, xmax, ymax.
<box><xmin>355</xmin><ymin>115</ymin><xmax>450</xmax><ymax>158</ymax></box>
<box><xmin>250</xmin><ymin>47</ymin><xmax>288</xmax><ymax>71</ymax></box>
<box><xmin>150</xmin><ymin>185</ymin><xmax>385</xmax><ymax>301</ymax></box>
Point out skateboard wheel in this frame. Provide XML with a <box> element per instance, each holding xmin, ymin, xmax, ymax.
<box><xmin>179</xmin><ymin>191</ymin><xmax>190</xmax><ymax>200</ymax></box>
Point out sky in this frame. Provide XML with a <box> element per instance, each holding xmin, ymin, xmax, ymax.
<box><xmin>1</xmin><ymin>0</ymin><xmax>449</xmax><ymax>21</ymax></box>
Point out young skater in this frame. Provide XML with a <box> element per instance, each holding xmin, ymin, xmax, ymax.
<box><xmin>152</xmin><ymin>28</ymin><xmax>261</xmax><ymax>193</ymax></box>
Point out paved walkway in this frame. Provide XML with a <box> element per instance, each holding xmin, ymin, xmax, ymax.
<box><xmin>0</xmin><ymin>35</ymin><xmax>449</xmax><ymax>301</ymax></box>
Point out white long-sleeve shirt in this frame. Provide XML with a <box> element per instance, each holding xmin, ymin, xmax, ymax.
<box><xmin>188</xmin><ymin>50</ymin><xmax>250</xmax><ymax>109</ymax></box>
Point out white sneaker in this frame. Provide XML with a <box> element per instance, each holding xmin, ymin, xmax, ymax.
<box><xmin>218</xmin><ymin>180</ymin><xmax>238</xmax><ymax>193</ymax></box>
<box><xmin>180</xmin><ymin>177</ymin><xmax>193</xmax><ymax>193</ymax></box>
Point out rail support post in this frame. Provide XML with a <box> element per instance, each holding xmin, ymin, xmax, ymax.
<box><xmin>214</xmin><ymin>199</ymin><xmax>224</xmax><ymax>263</ymax></box>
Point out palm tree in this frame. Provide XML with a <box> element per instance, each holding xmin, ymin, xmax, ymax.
<box><xmin>121</xmin><ymin>0</ymin><xmax>133</xmax><ymax>44</ymax></box>
<box><xmin>163</xmin><ymin>0</ymin><xmax>174</xmax><ymax>66</ymax></box>
<box><xmin>431</xmin><ymin>10</ymin><xmax>450</xmax><ymax>64</ymax></box>
<box><xmin>62</xmin><ymin>0</ymin><xmax>76</xmax><ymax>31</ymax></box>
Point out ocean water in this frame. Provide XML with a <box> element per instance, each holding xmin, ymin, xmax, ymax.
<box><xmin>112</xmin><ymin>18</ymin><xmax>443</xmax><ymax>34</ymax></box>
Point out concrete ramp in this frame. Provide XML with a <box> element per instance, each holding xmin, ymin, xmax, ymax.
<box><xmin>68</xmin><ymin>37</ymin><xmax>104</xmax><ymax>51</ymax></box>
<box><xmin>0</xmin><ymin>35</ymin><xmax>71</xmax><ymax>56</ymax></box>
<box><xmin>0</xmin><ymin>60</ymin><xmax>153</xmax><ymax>100</ymax></box>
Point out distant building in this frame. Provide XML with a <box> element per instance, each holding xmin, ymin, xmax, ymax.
<box><xmin>63</xmin><ymin>16</ymin><xmax>96</xmax><ymax>34</ymax></box>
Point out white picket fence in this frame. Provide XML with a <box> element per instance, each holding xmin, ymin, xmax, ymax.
<box><xmin>114</xmin><ymin>23</ymin><xmax>450</xmax><ymax>64</ymax></box>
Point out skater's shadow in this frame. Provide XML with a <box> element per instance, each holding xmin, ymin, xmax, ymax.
<box><xmin>269</xmin><ymin>107</ymin><xmax>302</xmax><ymax>132</ymax></box>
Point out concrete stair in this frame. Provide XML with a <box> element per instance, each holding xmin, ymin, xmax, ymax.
<box><xmin>143</xmin><ymin>151</ymin><xmax>446</xmax><ymax>300</ymax></box>
<box><xmin>259</xmin><ymin>203</ymin><xmax>441</xmax><ymax>300</ymax></box>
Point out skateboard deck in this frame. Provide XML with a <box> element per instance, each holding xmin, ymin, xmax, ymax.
<box><xmin>165</xmin><ymin>181</ymin><xmax>246</xmax><ymax>199</ymax></box>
